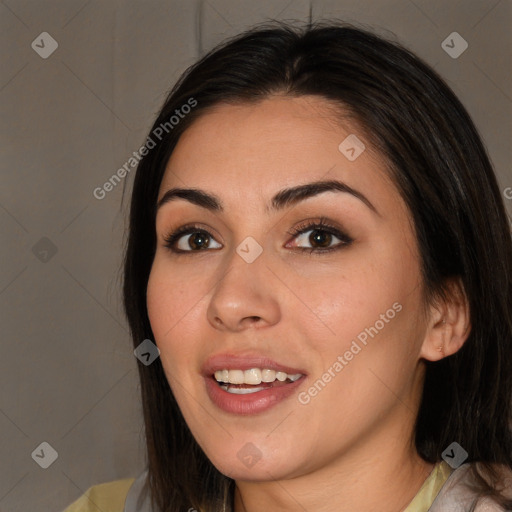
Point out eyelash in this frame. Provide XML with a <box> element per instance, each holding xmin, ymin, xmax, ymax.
<box><xmin>162</xmin><ymin>217</ymin><xmax>354</xmax><ymax>255</ymax></box>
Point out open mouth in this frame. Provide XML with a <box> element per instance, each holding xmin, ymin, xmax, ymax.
<box><xmin>204</xmin><ymin>364</ymin><xmax>307</xmax><ymax>414</ymax></box>
<box><xmin>213</xmin><ymin>368</ymin><xmax>303</xmax><ymax>394</ymax></box>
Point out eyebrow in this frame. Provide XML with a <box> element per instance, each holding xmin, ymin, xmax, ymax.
<box><xmin>156</xmin><ymin>179</ymin><xmax>379</xmax><ymax>216</ymax></box>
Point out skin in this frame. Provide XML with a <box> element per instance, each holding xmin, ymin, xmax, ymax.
<box><xmin>146</xmin><ymin>95</ymin><xmax>470</xmax><ymax>512</ymax></box>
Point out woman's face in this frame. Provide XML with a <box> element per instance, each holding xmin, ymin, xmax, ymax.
<box><xmin>147</xmin><ymin>95</ymin><xmax>430</xmax><ymax>481</ymax></box>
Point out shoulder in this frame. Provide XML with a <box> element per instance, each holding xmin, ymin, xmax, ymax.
<box><xmin>62</xmin><ymin>478</ymin><xmax>135</xmax><ymax>512</ymax></box>
<box><xmin>429</xmin><ymin>462</ymin><xmax>512</xmax><ymax>512</ymax></box>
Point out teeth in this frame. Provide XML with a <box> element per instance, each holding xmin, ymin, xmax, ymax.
<box><xmin>244</xmin><ymin>368</ymin><xmax>261</xmax><ymax>384</ymax></box>
<box><xmin>261</xmin><ymin>369</ymin><xmax>276</xmax><ymax>382</ymax></box>
<box><xmin>221</xmin><ymin>385</ymin><xmax>267</xmax><ymax>394</ymax></box>
<box><xmin>228</xmin><ymin>369</ymin><xmax>244</xmax><ymax>384</ymax></box>
<box><xmin>214</xmin><ymin>368</ymin><xmax>303</xmax><ymax>385</ymax></box>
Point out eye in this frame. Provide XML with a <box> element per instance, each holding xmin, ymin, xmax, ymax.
<box><xmin>285</xmin><ymin>217</ymin><xmax>353</xmax><ymax>254</ymax></box>
<box><xmin>163</xmin><ymin>224</ymin><xmax>222</xmax><ymax>252</ymax></box>
<box><xmin>162</xmin><ymin>217</ymin><xmax>353</xmax><ymax>255</ymax></box>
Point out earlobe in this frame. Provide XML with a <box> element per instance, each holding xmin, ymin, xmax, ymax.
<box><xmin>420</xmin><ymin>278</ymin><xmax>471</xmax><ymax>362</ymax></box>
<box><xmin>434</xmin><ymin>320</ymin><xmax>446</xmax><ymax>358</ymax></box>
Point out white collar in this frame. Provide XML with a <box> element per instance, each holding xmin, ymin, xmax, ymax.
<box><xmin>124</xmin><ymin>470</ymin><xmax>153</xmax><ymax>512</ymax></box>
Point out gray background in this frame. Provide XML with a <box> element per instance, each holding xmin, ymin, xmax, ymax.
<box><xmin>1</xmin><ymin>0</ymin><xmax>511</xmax><ymax>510</ymax></box>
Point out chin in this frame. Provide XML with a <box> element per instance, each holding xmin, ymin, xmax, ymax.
<box><xmin>204</xmin><ymin>444</ymin><xmax>300</xmax><ymax>482</ymax></box>
<box><xmin>215</xmin><ymin>460</ymin><xmax>291</xmax><ymax>482</ymax></box>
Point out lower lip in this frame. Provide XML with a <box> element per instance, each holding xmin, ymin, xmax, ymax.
<box><xmin>204</xmin><ymin>375</ymin><xmax>305</xmax><ymax>415</ymax></box>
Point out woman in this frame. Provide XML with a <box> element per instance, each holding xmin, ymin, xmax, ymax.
<box><xmin>64</xmin><ymin>20</ymin><xmax>512</xmax><ymax>512</ymax></box>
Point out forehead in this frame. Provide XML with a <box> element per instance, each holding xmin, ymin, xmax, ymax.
<box><xmin>158</xmin><ymin>95</ymin><xmax>401</xmax><ymax>217</ymax></box>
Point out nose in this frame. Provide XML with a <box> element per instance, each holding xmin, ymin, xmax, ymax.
<box><xmin>206</xmin><ymin>248</ymin><xmax>281</xmax><ymax>332</ymax></box>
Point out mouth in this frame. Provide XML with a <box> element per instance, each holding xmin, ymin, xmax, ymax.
<box><xmin>202</xmin><ymin>354</ymin><xmax>307</xmax><ymax>415</ymax></box>
<box><xmin>213</xmin><ymin>368</ymin><xmax>303</xmax><ymax>394</ymax></box>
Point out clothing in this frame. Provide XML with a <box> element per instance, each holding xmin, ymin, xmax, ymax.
<box><xmin>62</xmin><ymin>461</ymin><xmax>507</xmax><ymax>511</ymax></box>
<box><xmin>62</xmin><ymin>477</ymin><xmax>135</xmax><ymax>511</ymax></box>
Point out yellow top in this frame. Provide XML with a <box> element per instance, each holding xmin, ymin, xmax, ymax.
<box><xmin>405</xmin><ymin>460</ymin><xmax>453</xmax><ymax>510</ymax></box>
<box><xmin>63</xmin><ymin>462</ymin><xmax>453</xmax><ymax>511</ymax></box>
<box><xmin>63</xmin><ymin>478</ymin><xmax>135</xmax><ymax>511</ymax></box>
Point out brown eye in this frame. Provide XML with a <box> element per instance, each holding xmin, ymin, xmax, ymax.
<box><xmin>287</xmin><ymin>218</ymin><xmax>354</xmax><ymax>253</ymax></box>
<box><xmin>308</xmin><ymin>229</ymin><xmax>333</xmax><ymax>248</ymax></box>
<box><xmin>163</xmin><ymin>218</ymin><xmax>353</xmax><ymax>255</ymax></box>
<box><xmin>187</xmin><ymin>232</ymin><xmax>210</xmax><ymax>250</ymax></box>
<box><xmin>163</xmin><ymin>225</ymin><xmax>222</xmax><ymax>252</ymax></box>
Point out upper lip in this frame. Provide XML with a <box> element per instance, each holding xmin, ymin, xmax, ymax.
<box><xmin>202</xmin><ymin>352</ymin><xmax>307</xmax><ymax>377</ymax></box>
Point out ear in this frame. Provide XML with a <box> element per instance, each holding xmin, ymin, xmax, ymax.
<box><xmin>420</xmin><ymin>277</ymin><xmax>471</xmax><ymax>362</ymax></box>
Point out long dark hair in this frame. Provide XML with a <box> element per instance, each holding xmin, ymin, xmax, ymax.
<box><xmin>122</xmin><ymin>20</ymin><xmax>512</xmax><ymax>511</ymax></box>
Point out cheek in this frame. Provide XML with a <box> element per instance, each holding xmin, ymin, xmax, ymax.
<box><xmin>313</xmin><ymin>236</ymin><xmax>423</xmax><ymax>374</ymax></box>
<box><xmin>315</xmin><ymin>267</ymin><xmax>397</xmax><ymax>343</ymax></box>
<box><xmin>146</xmin><ymin>266</ymin><xmax>171</xmax><ymax>341</ymax></box>
<box><xmin>146</xmin><ymin>259</ymin><xmax>199</xmax><ymax>338</ymax></box>
<box><xmin>146</xmin><ymin>263</ymin><xmax>196</xmax><ymax>375</ymax></box>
